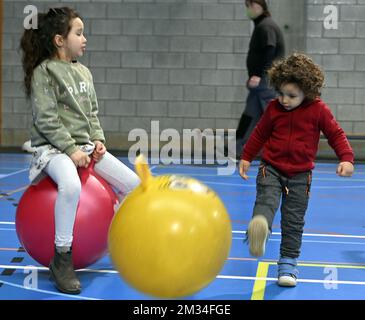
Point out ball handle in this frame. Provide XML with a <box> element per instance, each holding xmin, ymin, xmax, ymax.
<box><xmin>135</xmin><ymin>154</ymin><xmax>151</xmax><ymax>191</ymax></box>
<box><xmin>88</xmin><ymin>158</ymin><xmax>96</xmax><ymax>170</ymax></box>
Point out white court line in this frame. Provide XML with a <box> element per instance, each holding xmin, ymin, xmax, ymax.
<box><xmin>233</xmin><ymin>237</ymin><xmax>365</xmax><ymax>246</ymax></box>
<box><xmin>233</xmin><ymin>230</ymin><xmax>365</xmax><ymax>239</ymax></box>
<box><xmin>2</xmin><ymin>229</ymin><xmax>364</xmax><ymax>244</ymax></box>
<box><xmin>201</xmin><ymin>180</ymin><xmax>365</xmax><ymax>189</ymax></box>
<box><xmin>0</xmin><ymin>167</ymin><xmax>30</xmax><ymax>171</ymax></box>
<box><xmin>0</xmin><ymin>265</ymin><xmax>49</xmax><ymax>271</ymax></box>
<box><xmin>0</xmin><ymin>265</ymin><xmax>116</xmax><ymax>273</ymax></box>
<box><xmin>182</xmin><ymin>172</ymin><xmax>365</xmax><ymax>182</ymax></box>
<box><xmin>314</xmin><ymin>170</ymin><xmax>365</xmax><ymax>175</ymax></box>
<box><xmin>0</xmin><ymin>162</ymin><xmax>146</xmax><ymax>181</ymax></box>
<box><xmin>1</xmin><ymin>222</ymin><xmax>364</xmax><ymax>240</ymax></box>
<box><xmin>0</xmin><ymin>162</ymin><xmax>151</xmax><ymax>180</ymax></box>
<box><xmin>310</xmin><ymin>185</ymin><xmax>365</xmax><ymax>189</ymax></box>
<box><xmin>0</xmin><ymin>168</ymin><xmax>28</xmax><ymax>180</ymax></box>
<box><xmin>217</xmin><ymin>275</ymin><xmax>365</xmax><ymax>286</ymax></box>
<box><xmin>0</xmin><ymin>279</ymin><xmax>100</xmax><ymax>300</ymax></box>
<box><xmin>1</xmin><ymin>265</ymin><xmax>364</xmax><ymax>287</ymax></box>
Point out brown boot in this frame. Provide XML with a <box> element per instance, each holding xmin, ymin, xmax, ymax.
<box><xmin>49</xmin><ymin>247</ymin><xmax>81</xmax><ymax>294</ymax></box>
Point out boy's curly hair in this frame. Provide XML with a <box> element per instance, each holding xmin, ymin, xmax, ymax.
<box><xmin>267</xmin><ymin>53</ymin><xmax>325</xmax><ymax>101</ymax></box>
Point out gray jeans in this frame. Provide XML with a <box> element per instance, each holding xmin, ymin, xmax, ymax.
<box><xmin>44</xmin><ymin>152</ymin><xmax>140</xmax><ymax>247</ymax></box>
<box><xmin>252</xmin><ymin>162</ymin><xmax>312</xmax><ymax>258</ymax></box>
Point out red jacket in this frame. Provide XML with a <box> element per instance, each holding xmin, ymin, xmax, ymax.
<box><xmin>241</xmin><ymin>98</ymin><xmax>354</xmax><ymax>177</ymax></box>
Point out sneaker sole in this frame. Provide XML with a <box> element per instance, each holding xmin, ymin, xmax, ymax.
<box><xmin>248</xmin><ymin>215</ymin><xmax>268</xmax><ymax>257</ymax></box>
<box><xmin>278</xmin><ymin>276</ymin><xmax>297</xmax><ymax>287</ymax></box>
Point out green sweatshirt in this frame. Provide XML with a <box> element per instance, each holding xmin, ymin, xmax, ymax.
<box><xmin>30</xmin><ymin>59</ymin><xmax>105</xmax><ymax>156</ymax></box>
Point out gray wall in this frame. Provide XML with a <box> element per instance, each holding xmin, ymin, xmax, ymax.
<box><xmin>307</xmin><ymin>0</ymin><xmax>365</xmax><ymax>135</ymax></box>
<box><xmin>1</xmin><ymin>0</ymin><xmax>365</xmax><ymax>153</ymax></box>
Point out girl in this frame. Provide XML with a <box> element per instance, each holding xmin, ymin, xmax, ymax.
<box><xmin>239</xmin><ymin>53</ymin><xmax>354</xmax><ymax>287</ymax></box>
<box><xmin>20</xmin><ymin>7</ymin><xmax>140</xmax><ymax>294</ymax></box>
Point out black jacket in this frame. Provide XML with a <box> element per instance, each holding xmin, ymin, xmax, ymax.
<box><xmin>246</xmin><ymin>15</ymin><xmax>285</xmax><ymax>78</ymax></box>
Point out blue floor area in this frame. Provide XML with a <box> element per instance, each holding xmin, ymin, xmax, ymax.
<box><xmin>0</xmin><ymin>153</ymin><xmax>364</xmax><ymax>300</ymax></box>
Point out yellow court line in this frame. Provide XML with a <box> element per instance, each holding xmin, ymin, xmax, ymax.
<box><xmin>251</xmin><ymin>262</ymin><xmax>269</xmax><ymax>300</ymax></box>
<box><xmin>250</xmin><ymin>260</ymin><xmax>365</xmax><ymax>300</ymax></box>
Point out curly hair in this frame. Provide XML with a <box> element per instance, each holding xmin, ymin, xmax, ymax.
<box><xmin>267</xmin><ymin>53</ymin><xmax>325</xmax><ymax>101</ymax></box>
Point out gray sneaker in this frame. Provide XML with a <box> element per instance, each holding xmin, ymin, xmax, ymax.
<box><xmin>247</xmin><ymin>215</ymin><xmax>269</xmax><ymax>257</ymax></box>
<box><xmin>278</xmin><ymin>275</ymin><xmax>297</xmax><ymax>287</ymax></box>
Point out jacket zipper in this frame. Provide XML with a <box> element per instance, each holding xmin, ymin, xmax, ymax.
<box><xmin>286</xmin><ymin>112</ymin><xmax>293</xmax><ymax>160</ymax></box>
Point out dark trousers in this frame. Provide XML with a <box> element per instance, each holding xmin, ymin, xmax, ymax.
<box><xmin>252</xmin><ymin>162</ymin><xmax>312</xmax><ymax>258</ymax></box>
<box><xmin>236</xmin><ymin>77</ymin><xmax>276</xmax><ymax>156</ymax></box>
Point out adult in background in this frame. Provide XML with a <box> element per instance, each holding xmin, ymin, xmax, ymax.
<box><xmin>234</xmin><ymin>0</ymin><xmax>285</xmax><ymax>157</ymax></box>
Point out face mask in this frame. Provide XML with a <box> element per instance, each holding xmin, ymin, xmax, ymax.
<box><xmin>246</xmin><ymin>8</ymin><xmax>258</xmax><ymax>19</ymax></box>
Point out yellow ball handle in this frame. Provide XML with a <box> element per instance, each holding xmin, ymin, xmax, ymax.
<box><xmin>134</xmin><ymin>154</ymin><xmax>151</xmax><ymax>191</ymax></box>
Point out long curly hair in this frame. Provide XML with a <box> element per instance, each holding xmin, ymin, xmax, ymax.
<box><xmin>20</xmin><ymin>7</ymin><xmax>81</xmax><ymax>97</ymax></box>
<box><xmin>267</xmin><ymin>53</ymin><xmax>325</xmax><ymax>101</ymax></box>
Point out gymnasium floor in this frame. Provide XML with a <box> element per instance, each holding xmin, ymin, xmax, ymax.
<box><xmin>0</xmin><ymin>152</ymin><xmax>364</xmax><ymax>300</ymax></box>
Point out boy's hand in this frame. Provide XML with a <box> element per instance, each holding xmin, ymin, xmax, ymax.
<box><xmin>336</xmin><ymin>161</ymin><xmax>354</xmax><ymax>177</ymax></box>
<box><xmin>239</xmin><ymin>160</ymin><xmax>251</xmax><ymax>180</ymax></box>
<box><xmin>92</xmin><ymin>140</ymin><xmax>106</xmax><ymax>162</ymax></box>
<box><xmin>70</xmin><ymin>150</ymin><xmax>91</xmax><ymax>168</ymax></box>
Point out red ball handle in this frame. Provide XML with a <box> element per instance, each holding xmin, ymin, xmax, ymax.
<box><xmin>88</xmin><ymin>158</ymin><xmax>96</xmax><ymax>171</ymax></box>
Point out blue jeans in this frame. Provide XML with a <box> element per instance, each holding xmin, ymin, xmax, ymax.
<box><xmin>44</xmin><ymin>152</ymin><xmax>140</xmax><ymax>247</ymax></box>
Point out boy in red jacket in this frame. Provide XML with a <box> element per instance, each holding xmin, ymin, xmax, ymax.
<box><xmin>239</xmin><ymin>53</ymin><xmax>354</xmax><ymax>287</ymax></box>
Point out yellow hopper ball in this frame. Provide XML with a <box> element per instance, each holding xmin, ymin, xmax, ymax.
<box><xmin>108</xmin><ymin>154</ymin><xmax>232</xmax><ymax>298</ymax></box>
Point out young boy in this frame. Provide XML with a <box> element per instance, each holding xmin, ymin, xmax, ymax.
<box><xmin>239</xmin><ymin>53</ymin><xmax>354</xmax><ymax>287</ymax></box>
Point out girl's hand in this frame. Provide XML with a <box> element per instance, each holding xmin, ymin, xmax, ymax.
<box><xmin>336</xmin><ymin>161</ymin><xmax>354</xmax><ymax>177</ymax></box>
<box><xmin>239</xmin><ymin>160</ymin><xmax>251</xmax><ymax>180</ymax></box>
<box><xmin>92</xmin><ymin>140</ymin><xmax>106</xmax><ymax>162</ymax></box>
<box><xmin>70</xmin><ymin>150</ymin><xmax>91</xmax><ymax>168</ymax></box>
